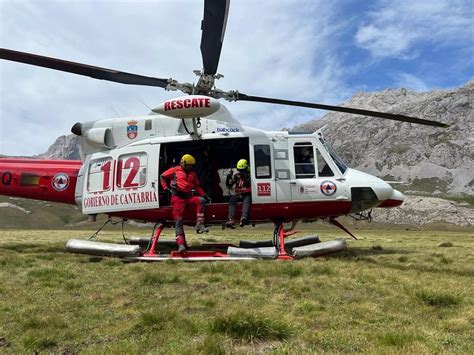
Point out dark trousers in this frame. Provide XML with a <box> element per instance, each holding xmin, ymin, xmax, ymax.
<box><xmin>228</xmin><ymin>193</ymin><xmax>251</xmax><ymax>221</ymax></box>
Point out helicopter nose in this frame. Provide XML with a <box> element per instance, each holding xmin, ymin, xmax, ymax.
<box><xmin>347</xmin><ymin>169</ymin><xmax>401</xmax><ymax>212</ymax></box>
<box><xmin>378</xmin><ymin>189</ymin><xmax>405</xmax><ymax>208</ymax></box>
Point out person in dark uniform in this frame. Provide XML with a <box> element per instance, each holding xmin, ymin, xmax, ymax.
<box><xmin>225</xmin><ymin>159</ymin><xmax>252</xmax><ymax>228</ymax></box>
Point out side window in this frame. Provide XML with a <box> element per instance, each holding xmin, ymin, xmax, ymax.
<box><xmin>316</xmin><ymin>149</ymin><xmax>334</xmax><ymax>177</ymax></box>
<box><xmin>87</xmin><ymin>157</ymin><xmax>113</xmax><ymax>192</ymax></box>
<box><xmin>293</xmin><ymin>143</ymin><xmax>315</xmax><ymax>179</ymax></box>
<box><xmin>254</xmin><ymin>144</ymin><xmax>272</xmax><ymax>179</ymax></box>
<box><xmin>117</xmin><ymin>152</ymin><xmax>148</xmax><ymax>189</ymax></box>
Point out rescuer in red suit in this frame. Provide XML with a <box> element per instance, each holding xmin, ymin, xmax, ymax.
<box><xmin>160</xmin><ymin>154</ymin><xmax>210</xmax><ymax>253</ymax></box>
<box><xmin>225</xmin><ymin>159</ymin><xmax>252</xmax><ymax>228</ymax></box>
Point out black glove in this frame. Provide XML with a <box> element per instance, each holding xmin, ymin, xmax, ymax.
<box><xmin>168</xmin><ymin>186</ymin><xmax>178</xmax><ymax>195</ymax></box>
<box><xmin>203</xmin><ymin>194</ymin><xmax>212</xmax><ymax>204</ymax></box>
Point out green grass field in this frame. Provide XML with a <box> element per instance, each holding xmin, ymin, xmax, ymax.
<box><xmin>0</xmin><ymin>226</ymin><xmax>472</xmax><ymax>353</ymax></box>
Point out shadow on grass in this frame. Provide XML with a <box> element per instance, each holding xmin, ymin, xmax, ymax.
<box><xmin>336</xmin><ymin>250</ymin><xmax>472</xmax><ymax>277</ymax></box>
<box><xmin>330</xmin><ymin>246</ymin><xmax>412</xmax><ymax>259</ymax></box>
<box><xmin>416</xmin><ymin>290</ymin><xmax>462</xmax><ymax>307</ymax></box>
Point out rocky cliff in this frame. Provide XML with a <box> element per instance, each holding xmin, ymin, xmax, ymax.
<box><xmin>293</xmin><ymin>80</ymin><xmax>473</xmax><ymax>197</ymax></box>
<box><xmin>37</xmin><ymin>135</ymin><xmax>82</xmax><ymax>160</ymax></box>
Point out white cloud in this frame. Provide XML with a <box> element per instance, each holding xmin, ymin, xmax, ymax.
<box><xmin>355</xmin><ymin>0</ymin><xmax>473</xmax><ymax>58</ymax></box>
<box><xmin>1</xmin><ymin>0</ymin><xmax>349</xmax><ymax>156</ymax></box>
<box><xmin>355</xmin><ymin>24</ymin><xmax>417</xmax><ymax>58</ymax></box>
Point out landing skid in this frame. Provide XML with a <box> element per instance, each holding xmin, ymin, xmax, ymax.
<box><xmin>66</xmin><ymin>221</ymin><xmax>349</xmax><ymax>261</ymax></box>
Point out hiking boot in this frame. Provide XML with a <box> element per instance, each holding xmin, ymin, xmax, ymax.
<box><xmin>240</xmin><ymin>217</ymin><xmax>248</xmax><ymax>227</ymax></box>
<box><xmin>225</xmin><ymin>220</ymin><xmax>236</xmax><ymax>229</ymax></box>
<box><xmin>195</xmin><ymin>222</ymin><xmax>209</xmax><ymax>234</ymax></box>
<box><xmin>177</xmin><ymin>244</ymin><xmax>187</xmax><ymax>253</ymax></box>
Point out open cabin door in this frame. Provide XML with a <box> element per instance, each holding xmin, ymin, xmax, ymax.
<box><xmin>82</xmin><ymin>144</ymin><xmax>159</xmax><ymax>215</ymax></box>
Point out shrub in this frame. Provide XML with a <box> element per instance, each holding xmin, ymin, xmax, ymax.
<box><xmin>438</xmin><ymin>242</ymin><xmax>453</xmax><ymax>247</ymax></box>
<box><xmin>398</xmin><ymin>256</ymin><xmax>409</xmax><ymax>262</ymax></box>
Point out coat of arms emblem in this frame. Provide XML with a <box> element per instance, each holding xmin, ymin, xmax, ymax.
<box><xmin>127</xmin><ymin>120</ymin><xmax>138</xmax><ymax>139</ymax></box>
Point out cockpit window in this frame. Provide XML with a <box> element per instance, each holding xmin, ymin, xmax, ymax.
<box><xmin>319</xmin><ymin>138</ymin><xmax>348</xmax><ymax>174</ymax></box>
<box><xmin>316</xmin><ymin>149</ymin><xmax>334</xmax><ymax>177</ymax></box>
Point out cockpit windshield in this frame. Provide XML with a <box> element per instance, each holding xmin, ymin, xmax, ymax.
<box><xmin>319</xmin><ymin>138</ymin><xmax>348</xmax><ymax>174</ymax></box>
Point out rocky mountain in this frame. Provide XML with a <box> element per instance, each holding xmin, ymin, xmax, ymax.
<box><xmin>37</xmin><ymin>134</ymin><xmax>82</xmax><ymax>160</ymax></box>
<box><xmin>294</xmin><ymin>80</ymin><xmax>473</xmax><ymax>197</ymax></box>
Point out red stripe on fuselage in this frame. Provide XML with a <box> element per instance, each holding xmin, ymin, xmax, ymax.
<box><xmin>110</xmin><ymin>200</ymin><xmax>353</xmax><ymax>225</ymax></box>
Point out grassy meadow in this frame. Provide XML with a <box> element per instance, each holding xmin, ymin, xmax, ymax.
<box><xmin>0</xmin><ymin>225</ymin><xmax>472</xmax><ymax>353</ymax></box>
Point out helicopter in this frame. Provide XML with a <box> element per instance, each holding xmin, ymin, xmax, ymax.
<box><xmin>0</xmin><ymin>0</ymin><xmax>447</xmax><ymax>261</ymax></box>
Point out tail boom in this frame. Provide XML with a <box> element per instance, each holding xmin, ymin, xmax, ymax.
<box><xmin>0</xmin><ymin>158</ymin><xmax>81</xmax><ymax>204</ymax></box>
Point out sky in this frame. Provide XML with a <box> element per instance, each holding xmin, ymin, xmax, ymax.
<box><xmin>0</xmin><ymin>0</ymin><xmax>473</xmax><ymax>156</ymax></box>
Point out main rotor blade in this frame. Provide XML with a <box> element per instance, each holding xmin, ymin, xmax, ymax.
<box><xmin>200</xmin><ymin>0</ymin><xmax>230</xmax><ymax>75</ymax></box>
<box><xmin>0</xmin><ymin>48</ymin><xmax>169</xmax><ymax>88</ymax></box>
<box><xmin>237</xmin><ymin>93</ymin><xmax>449</xmax><ymax>128</ymax></box>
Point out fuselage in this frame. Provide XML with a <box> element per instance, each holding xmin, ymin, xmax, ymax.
<box><xmin>0</xmin><ymin>104</ymin><xmax>404</xmax><ymax>225</ymax></box>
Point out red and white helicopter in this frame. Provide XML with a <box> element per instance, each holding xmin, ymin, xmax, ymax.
<box><xmin>0</xmin><ymin>0</ymin><xmax>447</xmax><ymax>261</ymax></box>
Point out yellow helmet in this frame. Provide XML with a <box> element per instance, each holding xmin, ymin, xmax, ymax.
<box><xmin>180</xmin><ymin>154</ymin><xmax>196</xmax><ymax>166</ymax></box>
<box><xmin>236</xmin><ymin>159</ymin><xmax>249</xmax><ymax>170</ymax></box>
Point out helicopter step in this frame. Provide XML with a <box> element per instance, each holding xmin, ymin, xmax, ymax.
<box><xmin>130</xmin><ymin>251</ymin><xmax>257</xmax><ymax>262</ymax></box>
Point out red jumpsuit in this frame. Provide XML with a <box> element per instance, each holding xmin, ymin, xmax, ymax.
<box><xmin>160</xmin><ymin>165</ymin><xmax>206</xmax><ymax>246</ymax></box>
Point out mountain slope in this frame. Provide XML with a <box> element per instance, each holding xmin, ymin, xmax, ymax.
<box><xmin>294</xmin><ymin>80</ymin><xmax>473</xmax><ymax>196</ymax></box>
